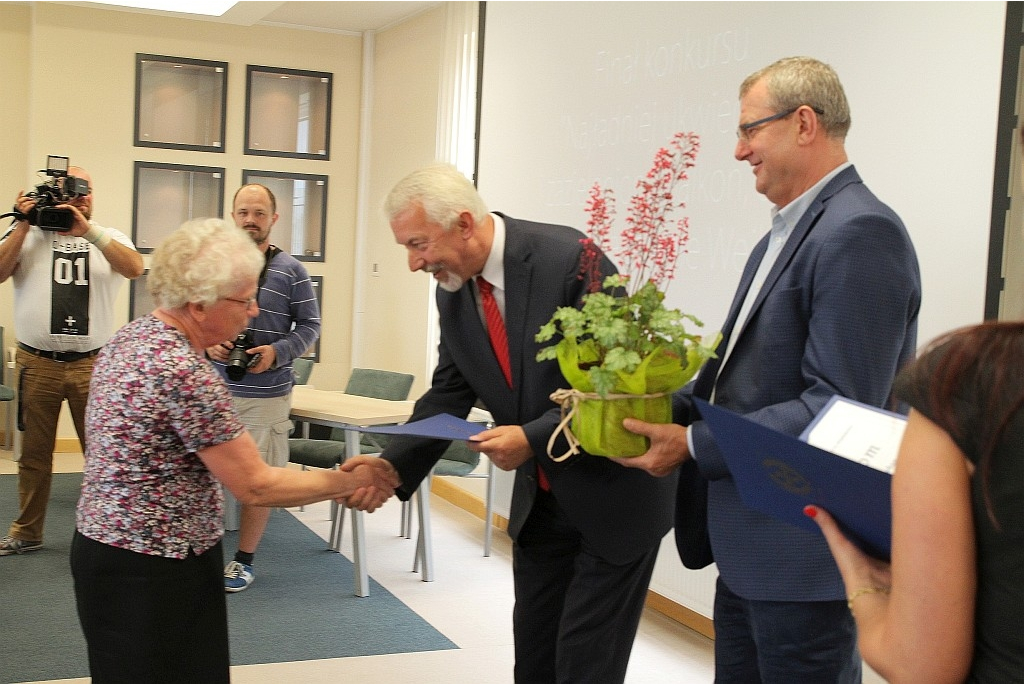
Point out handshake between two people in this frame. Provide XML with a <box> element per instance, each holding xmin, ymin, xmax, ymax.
<box><xmin>334</xmin><ymin>456</ymin><xmax>402</xmax><ymax>513</ymax></box>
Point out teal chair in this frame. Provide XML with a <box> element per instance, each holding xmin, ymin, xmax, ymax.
<box><xmin>0</xmin><ymin>327</ymin><xmax>14</xmax><ymax>450</ymax></box>
<box><xmin>291</xmin><ymin>357</ymin><xmax>314</xmax><ymax>386</ymax></box>
<box><xmin>288</xmin><ymin>368</ymin><xmax>414</xmax><ymax>544</ymax></box>
<box><xmin>288</xmin><ymin>367</ymin><xmax>414</xmax><ymax>469</ymax></box>
<box><xmin>407</xmin><ymin>439</ymin><xmax>496</xmax><ymax>581</ymax></box>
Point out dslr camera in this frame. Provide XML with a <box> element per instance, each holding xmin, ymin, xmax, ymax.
<box><xmin>225</xmin><ymin>331</ymin><xmax>260</xmax><ymax>381</ymax></box>
<box><xmin>21</xmin><ymin>156</ymin><xmax>90</xmax><ymax>231</ymax></box>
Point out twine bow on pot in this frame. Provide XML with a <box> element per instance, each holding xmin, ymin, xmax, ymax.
<box><xmin>547</xmin><ymin>387</ymin><xmax>671</xmax><ymax>461</ymax></box>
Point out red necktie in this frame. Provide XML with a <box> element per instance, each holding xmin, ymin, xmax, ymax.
<box><xmin>476</xmin><ymin>276</ymin><xmax>550</xmax><ymax>491</ymax></box>
<box><xmin>476</xmin><ymin>276</ymin><xmax>512</xmax><ymax>387</ymax></box>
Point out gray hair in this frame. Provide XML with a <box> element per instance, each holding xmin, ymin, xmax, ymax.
<box><xmin>741</xmin><ymin>56</ymin><xmax>851</xmax><ymax>141</ymax></box>
<box><xmin>384</xmin><ymin>163</ymin><xmax>488</xmax><ymax>231</ymax></box>
<box><xmin>147</xmin><ymin>218</ymin><xmax>264</xmax><ymax>309</ymax></box>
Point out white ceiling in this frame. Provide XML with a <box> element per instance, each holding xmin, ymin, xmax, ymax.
<box><xmin>62</xmin><ymin>1</ymin><xmax>442</xmax><ymax>33</ymax></box>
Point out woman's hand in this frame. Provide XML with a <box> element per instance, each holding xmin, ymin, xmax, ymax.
<box><xmin>339</xmin><ymin>456</ymin><xmax>402</xmax><ymax>512</ymax></box>
<box><xmin>804</xmin><ymin>505</ymin><xmax>892</xmax><ymax>598</ymax></box>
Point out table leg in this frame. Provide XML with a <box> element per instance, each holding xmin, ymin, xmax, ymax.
<box><xmin>344</xmin><ymin>427</ymin><xmax>370</xmax><ymax>597</ymax></box>
<box><xmin>415</xmin><ymin>474</ymin><xmax>435</xmax><ymax>582</ymax></box>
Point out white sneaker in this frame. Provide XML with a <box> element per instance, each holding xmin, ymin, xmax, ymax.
<box><xmin>0</xmin><ymin>535</ymin><xmax>43</xmax><ymax>556</ymax></box>
<box><xmin>223</xmin><ymin>560</ymin><xmax>255</xmax><ymax>592</ymax></box>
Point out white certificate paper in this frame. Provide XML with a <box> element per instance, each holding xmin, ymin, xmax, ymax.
<box><xmin>801</xmin><ymin>396</ymin><xmax>907</xmax><ymax>474</ymax></box>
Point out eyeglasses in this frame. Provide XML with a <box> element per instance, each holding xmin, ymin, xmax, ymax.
<box><xmin>223</xmin><ymin>296</ymin><xmax>258</xmax><ymax>308</ymax></box>
<box><xmin>736</xmin><ymin>106</ymin><xmax>824</xmax><ymax>141</ymax></box>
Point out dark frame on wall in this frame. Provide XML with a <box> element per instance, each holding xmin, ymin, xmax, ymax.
<box><xmin>129</xmin><ymin>269</ymin><xmax>155</xmax><ymax>321</ymax></box>
<box><xmin>304</xmin><ymin>275</ymin><xmax>324</xmax><ymax>362</ymax></box>
<box><xmin>134</xmin><ymin>53</ymin><xmax>227</xmax><ymax>152</ymax></box>
<box><xmin>244</xmin><ymin>64</ymin><xmax>333</xmax><ymax>160</ymax></box>
<box><xmin>132</xmin><ymin>161</ymin><xmax>225</xmax><ymax>253</ymax></box>
<box><xmin>242</xmin><ymin>169</ymin><xmax>328</xmax><ymax>262</ymax></box>
<box><xmin>133</xmin><ymin>273</ymin><xmax>323</xmax><ymax>362</ymax></box>
<box><xmin>986</xmin><ymin>1</ymin><xmax>1024</xmax><ymax>319</ymax></box>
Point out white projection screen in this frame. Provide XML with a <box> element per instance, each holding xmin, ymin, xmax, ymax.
<box><xmin>478</xmin><ymin>0</ymin><xmax>1006</xmax><ymax>348</ymax></box>
<box><xmin>477</xmin><ymin>1</ymin><xmax>1007</xmax><ymax>616</ymax></box>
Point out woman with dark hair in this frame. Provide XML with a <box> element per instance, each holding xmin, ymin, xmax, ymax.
<box><xmin>808</xmin><ymin>321</ymin><xmax>1024</xmax><ymax>682</ymax></box>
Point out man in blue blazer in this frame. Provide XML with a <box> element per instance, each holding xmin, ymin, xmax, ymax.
<box><xmin>378</xmin><ymin>164</ymin><xmax>677</xmax><ymax>683</ymax></box>
<box><xmin>622</xmin><ymin>57</ymin><xmax>922</xmax><ymax>682</ymax></box>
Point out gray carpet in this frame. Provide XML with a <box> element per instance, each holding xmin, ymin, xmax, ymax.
<box><xmin>0</xmin><ymin>472</ymin><xmax>456</xmax><ymax>683</ymax></box>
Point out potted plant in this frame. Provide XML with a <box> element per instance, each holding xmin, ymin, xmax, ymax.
<box><xmin>536</xmin><ymin>131</ymin><xmax>720</xmax><ymax>458</ymax></box>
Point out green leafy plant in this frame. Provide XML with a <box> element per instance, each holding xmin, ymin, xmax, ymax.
<box><xmin>537</xmin><ymin>274</ymin><xmax>717</xmax><ymax>398</ymax></box>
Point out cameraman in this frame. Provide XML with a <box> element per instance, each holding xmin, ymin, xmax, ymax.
<box><xmin>205</xmin><ymin>183</ymin><xmax>321</xmax><ymax>592</ymax></box>
<box><xmin>0</xmin><ymin>165</ymin><xmax>143</xmax><ymax>557</ymax></box>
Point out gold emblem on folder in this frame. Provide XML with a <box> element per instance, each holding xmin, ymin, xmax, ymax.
<box><xmin>761</xmin><ymin>458</ymin><xmax>812</xmax><ymax>495</ymax></box>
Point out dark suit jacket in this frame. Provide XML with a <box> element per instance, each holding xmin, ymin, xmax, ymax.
<box><xmin>681</xmin><ymin>165</ymin><xmax>921</xmax><ymax>600</ymax></box>
<box><xmin>383</xmin><ymin>214</ymin><xmax>677</xmax><ymax>564</ymax></box>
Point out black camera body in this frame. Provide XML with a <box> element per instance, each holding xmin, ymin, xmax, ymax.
<box><xmin>21</xmin><ymin>156</ymin><xmax>90</xmax><ymax>231</ymax></box>
<box><xmin>225</xmin><ymin>331</ymin><xmax>258</xmax><ymax>381</ymax></box>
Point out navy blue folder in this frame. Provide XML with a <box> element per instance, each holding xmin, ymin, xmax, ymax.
<box><xmin>347</xmin><ymin>413</ymin><xmax>486</xmax><ymax>442</ymax></box>
<box><xmin>694</xmin><ymin>398</ymin><xmax>892</xmax><ymax>560</ymax></box>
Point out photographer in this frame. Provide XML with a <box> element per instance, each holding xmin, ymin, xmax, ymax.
<box><xmin>0</xmin><ymin>164</ymin><xmax>143</xmax><ymax>557</ymax></box>
<box><xmin>205</xmin><ymin>183</ymin><xmax>321</xmax><ymax>592</ymax></box>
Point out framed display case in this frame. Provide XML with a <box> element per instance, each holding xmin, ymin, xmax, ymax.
<box><xmin>132</xmin><ymin>274</ymin><xmax>322</xmax><ymax>361</ymax></box>
<box><xmin>242</xmin><ymin>169</ymin><xmax>327</xmax><ymax>261</ymax></box>
<box><xmin>129</xmin><ymin>270</ymin><xmax>155</xmax><ymax>321</ymax></box>
<box><xmin>135</xmin><ymin>54</ymin><xmax>227</xmax><ymax>152</ymax></box>
<box><xmin>303</xmin><ymin>275</ymin><xmax>324</xmax><ymax>361</ymax></box>
<box><xmin>244</xmin><ymin>65</ymin><xmax>332</xmax><ymax>160</ymax></box>
<box><xmin>132</xmin><ymin>162</ymin><xmax>225</xmax><ymax>253</ymax></box>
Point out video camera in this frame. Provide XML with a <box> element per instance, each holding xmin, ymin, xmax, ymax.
<box><xmin>20</xmin><ymin>156</ymin><xmax>90</xmax><ymax>231</ymax></box>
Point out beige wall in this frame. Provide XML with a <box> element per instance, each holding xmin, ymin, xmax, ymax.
<box><xmin>0</xmin><ymin>5</ymin><xmax>31</xmax><ymax>340</ymax></box>
<box><xmin>0</xmin><ymin>2</ymin><xmax>451</xmax><ymax>440</ymax></box>
<box><xmin>360</xmin><ymin>6</ymin><xmax>447</xmax><ymax>398</ymax></box>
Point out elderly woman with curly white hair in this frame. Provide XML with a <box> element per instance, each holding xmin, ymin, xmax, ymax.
<box><xmin>69</xmin><ymin>218</ymin><xmax>400</xmax><ymax>683</ymax></box>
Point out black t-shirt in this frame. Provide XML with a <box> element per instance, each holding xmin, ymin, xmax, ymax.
<box><xmin>893</xmin><ymin>334</ymin><xmax>1024</xmax><ymax>683</ymax></box>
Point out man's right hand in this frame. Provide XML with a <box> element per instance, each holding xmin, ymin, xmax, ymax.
<box><xmin>339</xmin><ymin>456</ymin><xmax>401</xmax><ymax>512</ymax></box>
<box><xmin>610</xmin><ymin>419</ymin><xmax>691</xmax><ymax>477</ymax></box>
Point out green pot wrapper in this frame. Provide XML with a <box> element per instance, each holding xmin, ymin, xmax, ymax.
<box><xmin>546</xmin><ymin>336</ymin><xmax>718</xmax><ymax>459</ymax></box>
<box><xmin>571</xmin><ymin>390</ymin><xmax>672</xmax><ymax>457</ymax></box>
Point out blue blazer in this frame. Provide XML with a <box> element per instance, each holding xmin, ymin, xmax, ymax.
<box><xmin>384</xmin><ymin>214</ymin><xmax>678</xmax><ymax>565</ymax></box>
<box><xmin>682</xmin><ymin>165</ymin><xmax>921</xmax><ymax>601</ymax></box>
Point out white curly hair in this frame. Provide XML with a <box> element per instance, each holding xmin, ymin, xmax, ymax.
<box><xmin>147</xmin><ymin>218</ymin><xmax>264</xmax><ymax>309</ymax></box>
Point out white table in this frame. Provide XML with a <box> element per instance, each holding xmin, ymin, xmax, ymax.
<box><xmin>289</xmin><ymin>385</ymin><xmax>414</xmax><ymax>597</ymax></box>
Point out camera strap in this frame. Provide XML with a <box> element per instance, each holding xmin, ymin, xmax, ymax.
<box><xmin>239</xmin><ymin>245</ymin><xmax>282</xmax><ymax>349</ymax></box>
<box><xmin>259</xmin><ymin>245</ymin><xmax>282</xmax><ymax>289</ymax></box>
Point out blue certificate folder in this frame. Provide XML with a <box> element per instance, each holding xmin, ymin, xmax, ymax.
<box><xmin>349</xmin><ymin>414</ymin><xmax>486</xmax><ymax>442</ymax></box>
<box><xmin>694</xmin><ymin>398</ymin><xmax>892</xmax><ymax>560</ymax></box>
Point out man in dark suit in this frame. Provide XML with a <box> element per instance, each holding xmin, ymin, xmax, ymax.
<box><xmin>379</xmin><ymin>164</ymin><xmax>677</xmax><ymax>683</ymax></box>
<box><xmin>621</xmin><ymin>57</ymin><xmax>922</xmax><ymax>682</ymax></box>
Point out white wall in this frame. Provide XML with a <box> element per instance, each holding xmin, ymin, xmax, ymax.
<box><xmin>476</xmin><ymin>0</ymin><xmax>1008</xmax><ymax>617</ymax></box>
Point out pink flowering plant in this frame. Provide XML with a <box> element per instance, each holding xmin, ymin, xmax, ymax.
<box><xmin>536</xmin><ymin>132</ymin><xmax>720</xmax><ymax>457</ymax></box>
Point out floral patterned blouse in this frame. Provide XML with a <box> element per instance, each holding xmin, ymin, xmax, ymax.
<box><xmin>76</xmin><ymin>314</ymin><xmax>245</xmax><ymax>559</ymax></box>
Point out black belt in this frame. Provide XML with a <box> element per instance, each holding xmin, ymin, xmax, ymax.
<box><xmin>18</xmin><ymin>342</ymin><xmax>101</xmax><ymax>362</ymax></box>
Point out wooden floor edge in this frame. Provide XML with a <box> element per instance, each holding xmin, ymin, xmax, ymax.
<box><xmin>431</xmin><ymin>476</ymin><xmax>509</xmax><ymax>531</ymax></box>
<box><xmin>1</xmin><ymin>437</ymin><xmax>82</xmax><ymax>453</ymax></box>
<box><xmin>431</xmin><ymin>477</ymin><xmax>715</xmax><ymax>641</ymax></box>
<box><xmin>645</xmin><ymin>590</ymin><xmax>715</xmax><ymax>639</ymax></box>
